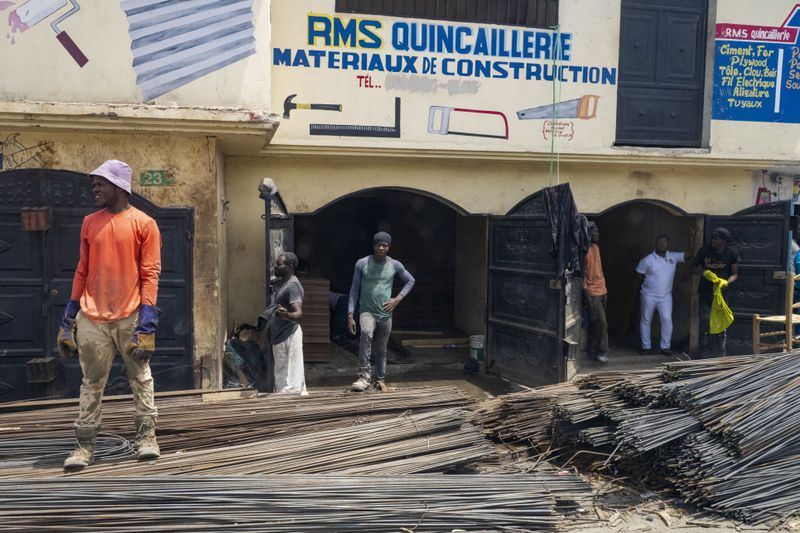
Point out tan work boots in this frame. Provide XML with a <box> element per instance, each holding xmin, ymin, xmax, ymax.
<box><xmin>63</xmin><ymin>426</ymin><xmax>96</xmax><ymax>471</ymax></box>
<box><xmin>63</xmin><ymin>416</ymin><xmax>160</xmax><ymax>471</ymax></box>
<box><xmin>134</xmin><ymin>415</ymin><xmax>161</xmax><ymax>461</ymax></box>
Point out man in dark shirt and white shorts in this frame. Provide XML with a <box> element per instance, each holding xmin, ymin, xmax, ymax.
<box><xmin>348</xmin><ymin>232</ymin><xmax>415</xmax><ymax>392</ymax></box>
<box><xmin>270</xmin><ymin>252</ymin><xmax>307</xmax><ymax>395</ymax></box>
<box><xmin>694</xmin><ymin>227</ymin><xmax>738</xmax><ymax>357</ymax></box>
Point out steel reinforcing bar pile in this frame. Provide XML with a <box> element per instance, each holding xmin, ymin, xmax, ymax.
<box><xmin>475</xmin><ymin>353</ymin><xmax>800</xmax><ymax>524</ymax></box>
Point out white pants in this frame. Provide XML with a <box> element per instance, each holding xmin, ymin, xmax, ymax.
<box><xmin>272</xmin><ymin>326</ymin><xmax>308</xmax><ymax>396</ymax></box>
<box><xmin>640</xmin><ymin>293</ymin><xmax>673</xmax><ymax>350</ymax></box>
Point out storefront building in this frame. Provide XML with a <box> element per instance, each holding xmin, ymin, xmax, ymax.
<box><xmin>1</xmin><ymin>0</ymin><xmax>799</xmax><ymax>397</ymax></box>
<box><xmin>225</xmin><ymin>0</ymin><xmax>800</xmax><ymax>384</ymax></box>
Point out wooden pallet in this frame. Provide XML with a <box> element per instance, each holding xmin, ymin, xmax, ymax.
<box><xmin>390</xmin><ymin>327</ymin><xmax>470</xmax><ymax>348</ymax></box>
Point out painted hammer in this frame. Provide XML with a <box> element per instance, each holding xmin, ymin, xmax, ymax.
<box><xmin>283</xmin><ymin>94</ymin><xmax>342</xmax><ymax>119</ymax></box>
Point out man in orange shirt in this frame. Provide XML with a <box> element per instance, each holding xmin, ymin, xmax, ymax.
<box><xmin>56</xmin><ymin>160</ymin><xmax>162</xmax><ymax>471</ymax></box>
<box><xmin>584</xmin><ymin>223</ymin><xmax>608</xmax><ymax>364</ymax></box>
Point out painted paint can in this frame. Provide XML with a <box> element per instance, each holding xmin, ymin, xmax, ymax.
<box><xmin>469</xmin><ymin>335</ymin><xmax>485</xmax><ymax>361</ymax></box>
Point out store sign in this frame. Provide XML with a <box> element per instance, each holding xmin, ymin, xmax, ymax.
<box><xmin>713</xmin><ymin>6</ymin><xmax>800</xmax><ymax>123</ymax></box>
<box><xmin>274</xmin><ymin>14</ymin><xmax>617</xmax><ymax>86</ymax></box>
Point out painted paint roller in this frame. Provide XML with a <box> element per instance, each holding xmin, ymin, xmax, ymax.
<box><xmin>15</xmin><ymin>0</ymin><xmax>88</xmax><ymax>67</ymax></box>
<box><xmin>517</xmin><ymin>95</ymin><xmax>599</xmax><ymax>120</ymax></box>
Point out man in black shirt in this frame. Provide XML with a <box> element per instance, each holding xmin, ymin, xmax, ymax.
<box><xmin>270</xmin><ymin>253</ymin><xmax>307</xmax><ymax>395</ymax></box>
<box><xmin>694</xmin><ymin>227</ymin><xmax>739</xmax><ymax>357</ymax></box>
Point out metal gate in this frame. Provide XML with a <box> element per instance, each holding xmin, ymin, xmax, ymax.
<box><xmin>487</xmin><ymin>190</ymin><xmax>581</xmax><ymax>387</ymax></box>
<box><xmin>704</xmin><ymin>201</ymin><xmax>794</xmax><ymax>355</ymax></box>
<box><xmin>0</xmin><ymin>169</ymin><xmax>194</xmax><ymax>401</ymax></box>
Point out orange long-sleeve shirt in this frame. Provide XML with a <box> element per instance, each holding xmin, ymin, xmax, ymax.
<box><xmin>70</xmin><ymin>207</ymin><xmax>162</xmax><ymax>323</ymax></box>
<box><xmin>585</xmin><ymin>244</ymin><xmax>607</xmax><ymax>297</ymax></box>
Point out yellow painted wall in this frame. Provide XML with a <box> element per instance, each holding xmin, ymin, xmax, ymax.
<box><xmin>224</xmin><ymin>154</ymin><xmax>753</xmax><ymax>322</ymax></box>
<box><xmin>1</xmin><ymin>130</ymin><xmax>224</xmax><ymax>387</ymax></box>
<box><xmin>228</xmin><ymin>156</ymin><xmax>752</xmax><ymax>215</ymax></box>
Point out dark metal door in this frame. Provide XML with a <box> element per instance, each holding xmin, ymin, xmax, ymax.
<box><xmin>616</xmin><ymin>0</ymin><xmax>708</xmax><ymax>147</ymax></box>
<box><xmin>487</xmin><ymin>191</ymin><xmax>577</xmax><ymax>387</ymax></box>
<box><xmin>0</xmin><ymin>172</ymin><xmax>49</xmax><ymax>400</ymax></box>
<box><xmin>704</xmin><ymin>201</ymin><xmax>793</xmax><ymax>355</ymax></box>
<box><xmin>0</xmin><ymin>169</ymin><xmax>194</xmax><ymax>401</ymax></box>
<box><xmin>130</xmin><ymin>195</ymin><xmax>195</xmax><ymax>394</ymax></box>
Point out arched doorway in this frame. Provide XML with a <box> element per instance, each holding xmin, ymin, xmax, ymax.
<box><xmin>0</xmin><ymin>169</ymin><xmax>194</xmax><ymax>401</ymax></box>
<box><xmin>292</xmin><ymin>188</ymin><xmax>487</xmax><ymax>366</ymax></box>
<box><xmin>592</xmin><ymin>200</ymin><xmax>701</xmax><ymax>361</ymax></box>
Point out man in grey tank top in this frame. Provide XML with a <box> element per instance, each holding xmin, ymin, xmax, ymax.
<box><xmin>348</xmin><ymin>232</ymin><xmax>415</xmax><ymax>391</ymax></box>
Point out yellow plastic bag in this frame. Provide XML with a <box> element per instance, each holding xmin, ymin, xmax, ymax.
<box><xmin>703</xmin><ymin>270</ymin><xmax>734</xmax><ymax>334</ymax></box>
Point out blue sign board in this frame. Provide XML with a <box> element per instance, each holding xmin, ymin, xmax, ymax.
<box><xmin>712</xmin><ymin>6</ymin><xmax>800</xmax><ymax>123</ymax></box>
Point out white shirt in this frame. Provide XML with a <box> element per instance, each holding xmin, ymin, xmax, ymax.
<box><xmin>636</xmin><ymin>251</ymin><xmax>685</xmax><ymax>298</ymax></box>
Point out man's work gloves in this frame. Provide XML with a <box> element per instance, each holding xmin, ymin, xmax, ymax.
<box><xmin>56</xmin><ymin>301</ymin><xmax>161</xmax><ymax>361</ymax></box>
<box><xmin>56</xmin><ymin>300</ymin><xmax>81</xmax><ymax>357</ymax></box>
<box><xmin>125</xmin><ymin>305</ymin><xmax>160</xmax><ymax>362</ymax></box>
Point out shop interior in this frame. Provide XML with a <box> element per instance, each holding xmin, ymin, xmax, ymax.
<box><xmin>584</xmin><ymin>201</ymin><xmax>702</xmax><ymax>370</ymax></box>
<box><xmin>292</xmin><ymin>188</ymin><xmax>488</xmax><ymax>381</ymax></box>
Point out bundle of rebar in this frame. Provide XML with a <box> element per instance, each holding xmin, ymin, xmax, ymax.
<box><xmin>612</xmin><ymin>371</ymin><xmax>663</xmax><ymax>406</ymax></box>
<box><xmin>615</xmin><ymin>407</ymin><xmax>702</xmax><ymax>453</ymax></box>
<box><xmin>667</xmin><ymin>355</ymin><xmax>800</xmax><ymax>456</ymax></box>
<box><xmin>574</xmin><ymin>369</ymin><xmax>656</xmax><ymax>390</ymax></box>
<box><xmin>0</xmin><ymin>385</ymin><xmax>600</xmax><ymax>530</ymax></box>
<box><xmin>0</xmin><ymin>386</ymin><xmax>472</xmax><ymax>457</ymax></box>
<box><xmin>0</xmin><ymin>474</ymin><xmax>583</xmax><ymax>532</ymax></box>
<box><xmin>660</xmin><ymin>354</ymin><xmax>771</xmax><ymax>383</ymax></box>
<box><xmin>572</xmin><ymin>425</ymin><xmax>616</xmax><ymax>449</ymax></box>
<box><xmin>586</xmin><ymin>387</ymin><xmax>628</xmax><ymax>421</ymax></box>
<box><xmin>474</xmin><ymin>352</ymin><xmax>800</xmax><ymax>525</ymax></box>
<box><xmin>472</xmin><ymin>382</ymin><xmax>575</xmax><ymax>454</ymax></box>
<box><xmin>1</xmin><ymin>408</ymin><xmax>491</xmax><ymax>479</ymax></box>
<box><xmin>553</xmin><ymin>394</ymin><xmax>601</xmax><ymax>424</ymax></box>
<box><xmin>654</xmin><ymin>354</ymin><xmax>800</xmax><ymax>522</ymax></box>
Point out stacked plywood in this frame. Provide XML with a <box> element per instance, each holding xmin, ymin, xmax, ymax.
<box><xmin>299</xmin><ymin>275</ymin><xmax>331</xmax><ymax>362</ymax></box>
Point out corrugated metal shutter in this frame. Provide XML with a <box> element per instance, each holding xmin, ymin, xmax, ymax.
<box><xmin>615</xmin><ymin>0</ymin><xmax>708</xmax><ymax>147</ymax></box>
<box><xmin>335</xmin><ymin>0</ymin><xmax>558</xmax><ymax>28</ymax></box>
<box><xmin>121</xmin><ymin>0</ymin><xmax>257</xmax><ymax>101</ymax></box>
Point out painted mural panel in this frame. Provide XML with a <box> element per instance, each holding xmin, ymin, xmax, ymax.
<box><xmin>270</xmin><ymin>0</ymin><xmax>621</xmax><ymax>152</ymax></box>
<box><xmin>0</xmin><ymin>0</ymin><xmax>267</xmax><ymax>107</ymax></box>
<box><xmin>121</xmin><ymin>0</ymin><xmax>257</xmax><ymax>101</ymax></box>
<box><xmin>713</xmin><ymin>4</ymin><xmax>800</xmax><ymax>123</ymax></box>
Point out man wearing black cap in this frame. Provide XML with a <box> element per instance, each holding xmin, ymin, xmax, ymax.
<box><xmin>694</xmin><ymin>227</ymin><xmax>738</xmax><ymax>357</ymax></box>
<box><xmin>347</xmin><ymin>232</ymin><xmax>415</xmax><ymax>391</ymax></box>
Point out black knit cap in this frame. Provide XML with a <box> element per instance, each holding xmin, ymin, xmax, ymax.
<box><xmin>712</xmin><ymin>227</ymin><xmax>732</xmax><ymax>242</ymax></box>
<box><xmin>373</xmin><ymin>231</ymin><xmax>392</xmax><ymax>245</ymax></box>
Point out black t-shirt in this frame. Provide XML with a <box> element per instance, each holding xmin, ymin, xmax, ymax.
<box><xmin>269</xmin><ymin>276</ymin><xmax>304</xmax><ymax>345</ymax></box>
<box><xmin>694</xmin><ymin>245</ymin><xmax>739</xmax><ymax>294</ymax></box>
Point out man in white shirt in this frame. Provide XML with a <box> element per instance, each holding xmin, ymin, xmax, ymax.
<box><xmin>635</xmin><ymin>235</ymin><xmax>690</xmax><ymax>356</ymax></box>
